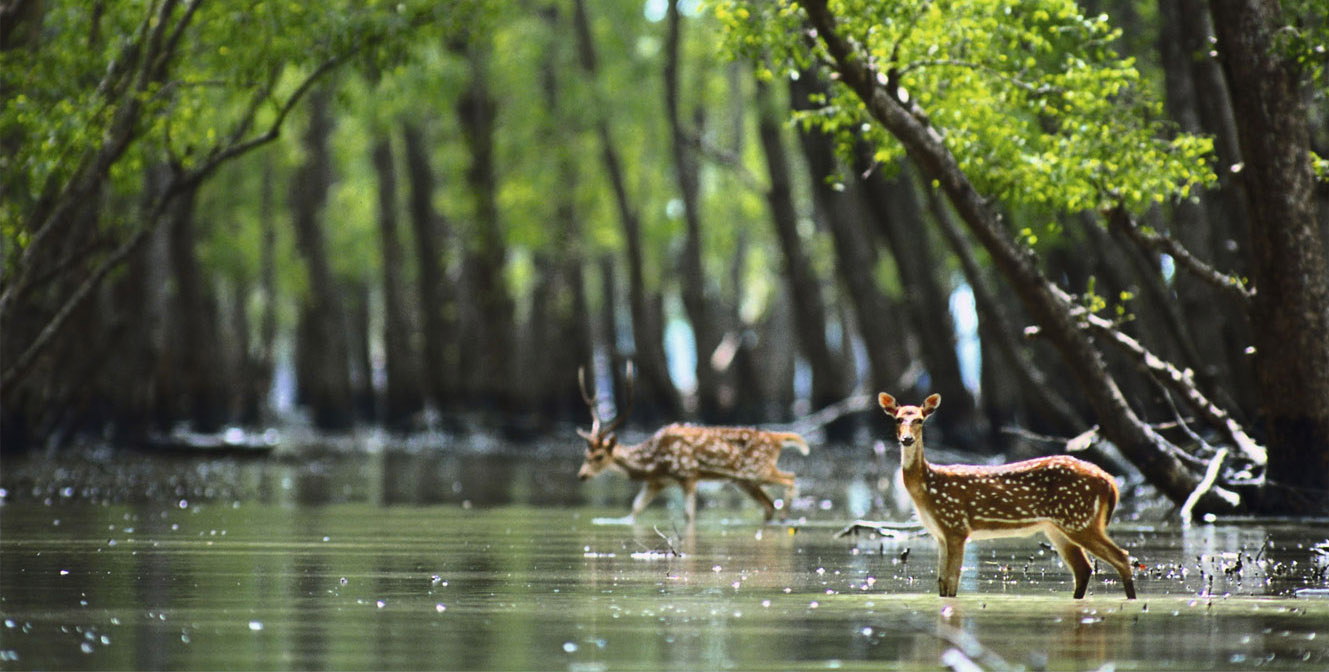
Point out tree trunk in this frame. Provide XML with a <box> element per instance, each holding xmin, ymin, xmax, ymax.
<box><xmin>165</xmin><ymin>179</ymin><xmax>228</xmax><ymax>432</ymax></box>
<box><xmin>402</xmin><ymin>121</ymin><xmax>455</xmax><ymax>413</ymax></box>
<box><xmin>923</xmin><ymin>183</ymin><xmax>1084</xmax><ymax>437</ymax></box>
<box><xmin>800</xmin><ymin>0</ymin><xmax>1237</xmax><ymax>512</ymax></box>
<box><xmin>456</xmin><ymin>39</ymin><xmax>517</xmax><ymax>412</ymax></box>
<box><xmin>665</xmin><ymin>0</ymin><xmax>723</xmax><ymax>421</ymax></box>
<box><xmin>860</xmin><ymin>158</ymin><xmax>984</xmax><ymax>447</ymax></box>
<box><xmin>572</xmin><ymin>0</ymin><xmax>681</xmax><ymax>421</ymax></box>
<box><xmin>753</xmin><ymin>77</ymin><xmax>848</xmax><ymax>413</ymax></box>
<box><xmin>289</xmin><ymin>90</ymin><xmax>353</xmax><ymax>431</ymax></box>
<box><xmin>1209</xmin><ymin>0</ymin><xmax>1329</xmax><ymax>511</ymax></box>
<box><xmin>372</xmin><ymin>134</ymin><xmax>423</xmax><ymax>430</ymax></box>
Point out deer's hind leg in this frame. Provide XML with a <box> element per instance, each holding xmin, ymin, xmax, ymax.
<box><xmin>1072</xmin><ymin>528</ymin><xmax>1137</xmax><ymax>599</ymax></box>
<box><xmin>737</xmin><ymin>481</ymin><xmax>777</xmax><ymax>521</ymax></box>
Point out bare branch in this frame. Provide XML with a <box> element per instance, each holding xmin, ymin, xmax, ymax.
<box><xmin>1180</xmin><ymin>447</ymin><xmax>1231</xmax><ymax>525</ymax></box>
<box><xmin>1107</xmin><ymin>206</ymin><xmax>1254</xmax><ymax>302</ymax></box>
<box><xmin>1062</xmin><ymin>292</ymin><xmax>1266</xmax><ymax>464</ymax></box>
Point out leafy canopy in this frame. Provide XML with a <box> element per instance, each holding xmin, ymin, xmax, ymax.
<box><xmin>716</xmin><ymin>0</ymin><xmax>1216</xmax><ymax>214</ymax></box>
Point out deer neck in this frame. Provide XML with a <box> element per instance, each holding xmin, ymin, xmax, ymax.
<box><xmin>899</xmin><ymin>437</ymin><xmax>933</xmax><ymax>488</ymax></box>
<box><xmin>611</xmin><ymin>439</ymin><xmax>655</xmax><ymax>478</ymax></box>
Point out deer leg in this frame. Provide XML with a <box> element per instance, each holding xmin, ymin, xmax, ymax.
<box><xmin>738</xmin><ymin>481</ymin><xmax>777</xmax><ymax>521</ymax></box>
<box><xmin>937</xmin><ymin>535</ymin><xmax>966</xmax><ymax>597</ymax></box>
<box><xmin>1046</xmin><ymin>528</ymin><xmax>1094</xmax><ymax>599</ymax></box>
<box><xmin>681</xmin><ymin>478</ymin><xmax>699</xmax><ymax>523</ymax></box>
<box><xmin>1075</xmin><ymin>530</ymin><xmax>1137</xmax><ymax>599</ymax></box>
<box><xmin>629</xmin><ymin>481</ymin><xmax>663</xmax><ymax>520</ymax></box>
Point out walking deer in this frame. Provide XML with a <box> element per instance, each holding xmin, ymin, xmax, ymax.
<box><xmin>576</xmin><ymin>365</ymin><xmax>809</xmax><ymax>523</ymax></box>
<box><xmin>879</xmin><ymin>393</ymin><xmax>1136</xmax><ymax>599</ymax></box>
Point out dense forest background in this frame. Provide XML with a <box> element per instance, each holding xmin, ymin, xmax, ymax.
<box><xmin>2</xmin><ymin>0</ymin><xmax>1327</xmax><ymax>516</ymax></box>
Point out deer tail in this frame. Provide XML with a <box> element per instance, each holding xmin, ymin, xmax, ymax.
<box><xmin>782</xmin><ymin>433</ymin><xmax>810</xmax><ymax>456</ymax></box>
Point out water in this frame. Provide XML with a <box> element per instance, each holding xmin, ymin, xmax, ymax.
<box><xmin>2</xmin><ymin>441</ymin><xmax>1327</xmax><ymax>670</ymax></box>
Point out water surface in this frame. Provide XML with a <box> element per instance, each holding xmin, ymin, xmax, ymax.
<box><xmin>2</xmin><ymin>442</ymin><xmax>1326</xmax><ymax>670</ymax></box>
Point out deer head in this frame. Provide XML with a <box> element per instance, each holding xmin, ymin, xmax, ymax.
<box><xmin>878</xmin><ymin>392</ymin><xmax>941</xmax><ymax>446</ymax></box>
<box><xmin>576</xmin><ymin>363</ymin><xmax>634</xmax><ymax>481</ymax></box>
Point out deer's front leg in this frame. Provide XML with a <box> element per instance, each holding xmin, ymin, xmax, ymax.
<box><xmin>629</xmin><ymin>480</ymin><xmax>663</xmax><ymax>520</ymax></box>
<box><xmin>681</xmin><ymin>477</ymin><xmax>699</xmax><ymax>523</ymax></box>
<box><xmin>937</xmin><ymin>534</ymin><xmax>967</xmax><ymax>597</ymax></box>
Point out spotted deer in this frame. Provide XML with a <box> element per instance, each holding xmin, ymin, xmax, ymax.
<box><xmin>576</xmin><ymin>365</ymin><xmax>810</xmax><ymax>523</ymax></box>
<box><xmin>879</xmin><ymin>393</ymin><xmax>1136</xmax><ymax>599</ymax></box>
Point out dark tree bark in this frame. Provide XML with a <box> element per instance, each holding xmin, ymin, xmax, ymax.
<box><xmin>456</xmin><ymin>38</ymin><xmax>517</xmax><ymax>412</ymax></box>
<box><xmin>860</xmin><ymin>160</ymin><xmax>984</xmax><ymax>446</ymax></box>
<box><xmin>1209</xmin><ymin>0</ymin><xmax>1329</xmax><ymax>511</ymax></box>
<box><xmin>402</xmin><ymin>121</ymin><xmax>456</xmax><ymax>412</ymax></box>
<box><xmin>346</xmin><ymin>280</ymin><xmax>375</xmax><ymax>421</ymax></box>
<box><xmin>789</xmin><ymin>74</ymin><xmax>905</xmax><ymax>402</ymax></box>
<box><xmin>372</xmin><ymin>134</ymin><xmax>423</xmax><ymax>430</ymax></box>
<box><xmin>754</xmin><ymin>77</ymin><xmax>848</xmax><ymax>413</ymax></box>
<box><xmin>664</xmin><ymin>0</ymin><xmax>724</xmax><ymax>421</ymax></box>
<box><xmin>165</xmin><ymin>180</ymin><xmax>229</xmax><ymax>432</ymax></box>
<box><xmin>923</xmin><ymin>183</ymin><xmax>1084</xmax><ymax>437</ymax></box>
<box><xmin>800</xmin><ymin>0</ymin><xmax>1237</xmax><ymax>512</ymax></box>
<box><xmin>533</xmin><ymin>3</ymin><xmax>594</xmax><ymax>425</ymax></box>
<box><xmin>572</xmin><ymin>0</ymin><xmax>681</xmax><ymax>421</ymax></box>
<box><xmin>289</xmin><ymin>90</ymin><xmax>354</xmax><ymax>431</ymax></box>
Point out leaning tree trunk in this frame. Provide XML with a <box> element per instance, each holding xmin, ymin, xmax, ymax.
<box><xmin>800</xmin><ymin>0</ymin><xmax>1238</xmax><ymax>512</ymax></box>
<box><xmin>572</xmin><ymin>0</ymin><xmax>681</xmax><ymax>421</ymax></box>
<box><xmin>289</xmin><ymin>90</ymin><xmax>354</xmax><ymax>431</ymax></box>
<box><xmin>754</xmin><ymin>77</ymin><xmax>848</xmax><ymax>413</ymax></box>
<box><xmin>372</xmin><ymin>134</ymin><xmax>423</xmax><ymax>431</ymax></box>
<box><xmin>1209</xmin><ymin>0</ymin><xmax>1329</xmax><ymax>512</ymax></box>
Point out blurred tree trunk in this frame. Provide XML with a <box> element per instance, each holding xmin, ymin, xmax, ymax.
<box><xmin>665</xmin><ymin>0</ymin><xmax>723</xmax><ymax>421</ymax></box>
<box><xmin>754</xmin><ymin>77</ymin><xmax>848</xmax><ymax>414</ymax></box>
<box><xmin>165</xmin><ymin>179</ymin><xmax>228</xmax><ymax>433</ymax></box>
<box><xmin>533</xmin><ymin>3</ymin><xmax>594</xmax><ymax>425</ymax></box>
<box><xmin>456</xmin><ymin>36</ymin><xmax>516</xmax><ymax>413</ymax></box>
<box><xmin>346</xmin><ymin>280</ymin><xmax>375</xmax><ymax>422</ymax></box>
<box><xmin>402</xmin><ymin>121</ymin><xmax>455</xmax><ymax>413</ymax></box>
<box><xmin>372</xmin><ymin>134</ymin><xmax>423</xmax><ymax>430</ymax></box>
<box><xmin>1210</xmin><ymin>0</ymin><xmax>1329</xmax><ymax>511</ymax></box>
<box><xmin>790</xmin><ymin>74</ymin><xmax>904</xmax><ymax>404</ymax></box>
<box><xmin>290</xmin><ymin>90</ymin><xmax>353</xmax><ymax>431</ymax></box>
<box><xmin>572</xmin><ymin>0</ymin><xmax>681</xmax><ymax>421</ymax></box>
<box><xmin>861</xmin><ymin>160</ymin><xmax>984</xmax><ymax>447</ymax></box>
<box><xmin>251</xmin><ymin>156</ymin><xmax>279</xmax><ymax>425</ymax></box>
<box><xmin>1174</xmin><ymin>0</ymin><xmax>1259</xmax><ymax>414</ymax></box>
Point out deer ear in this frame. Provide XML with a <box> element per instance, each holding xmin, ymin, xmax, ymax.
<box><xmin>878</xmin><ymin>393</ymin><xmax>898</xmax><ymax>415</ymax></box>
<box><xmin>922</xmin><ymin>394</ymin><xmax>941</xmax><ymax>416</ymax></box>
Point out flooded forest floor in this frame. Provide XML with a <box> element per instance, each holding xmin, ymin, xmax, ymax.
<box><xmin>2</xmin><ymin>432</ymin><xmax>1328</xmax><ymax>670</ymax></box>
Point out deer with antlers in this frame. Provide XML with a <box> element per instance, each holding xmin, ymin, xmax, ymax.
<box><xmin>879</xmin><ymin>393</ymin><xmax>1137</xmax><ymax>599</ymax></box>
<box><xmin>576</xmin><ymin>364</ymin><xmax>810</xmax><ymax>523</ymax></box>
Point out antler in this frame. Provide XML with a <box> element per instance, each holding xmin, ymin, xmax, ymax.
<box><xmin>577</xmin><ymin>362</ymin><xmax>634</xmax><ymax>437</ymax></box>
<box><xmin>578</xmin><ymin>366</ymin><xmax>602</xmax><ymax>436</ymax></box>
<box><xmin>603</xmin><ymin>361</ymin><xmax>634</xmax><ymax>435</ymax></box>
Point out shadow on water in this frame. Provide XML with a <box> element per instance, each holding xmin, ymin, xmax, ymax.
<box><xmin>2</xmin><ymin>437</ymin><xmax>1327</xmax><ymax>670</ymax></box>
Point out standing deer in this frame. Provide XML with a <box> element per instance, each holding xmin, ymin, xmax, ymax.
<box><xmin>879</xmin><ymin>393</ymin><xmax>1136</xmax><ymax>599</ymax></box>
<box><xmin>576</xmin><ymin>365</ymin><xmax>809</xmax><ymax>523</ymax></box>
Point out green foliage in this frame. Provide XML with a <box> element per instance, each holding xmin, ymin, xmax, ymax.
<box><xmin>716</xmin><ymin>0</ymin><xmax>1217</xmax><ymax>216</ymax></box>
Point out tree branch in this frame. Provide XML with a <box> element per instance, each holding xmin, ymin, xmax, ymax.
<box><xmin>1064</xmin><ymin>292</ymin><xmax>1266</xmax><ymax>464</ymax></box>
<box><xmin>1107</xmin><ymin>206</ymin><xmax>1254</xmax><ymax>302</ymax></box>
